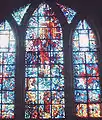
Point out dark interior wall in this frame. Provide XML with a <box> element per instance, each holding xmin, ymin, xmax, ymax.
<box><xmin>0</xmin><ymin>0</ymin><xmax>102</xmax><ymax>22</ymax></box>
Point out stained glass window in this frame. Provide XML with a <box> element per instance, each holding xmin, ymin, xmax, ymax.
<box><xmin>12</xmin><ymin>4</ymin><xmax>30</xmax><ymax>25</ymax></box>
<box><xmin>72</xmin><ymin>20</ymin><xmax>102</xmax><ymax>118</ymax></box>
<box><xmin>25</xmin><ymin>3</ymin><xmax>65</xmax><ymax>119</ymax></box>
<box><xmin>0</xmin><ymin>21</ymin><xmax>16</xmax><ymax>119</ymax></box>
<box><xmin>56</xmin><ymin>2</ymin><xmax>76</xmax><ymax>24</ymax></box>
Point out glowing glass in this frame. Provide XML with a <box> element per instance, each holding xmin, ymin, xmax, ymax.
<box><xmin>25</xmin><ymin>3</ymin><xmax>65</xmax><ymax>119</ymax></box>
<box><xmin>72</xmin><ymin>20</ymin><xmax>102</xmax><ymax>118</ymax></box>
<box><xmin>12</xmin><ymin>4</ymin><xmax>30</xmax><ymax>25</ymax></box>
<box><xmin>56</xmin><ymin>2</ymin><xmax>76</xmax><ymax>24</ymax></box>
<box><xmin>0</xmin><ymin>21</ymin><xmax>16</xmax><ymax>119</ymax></box>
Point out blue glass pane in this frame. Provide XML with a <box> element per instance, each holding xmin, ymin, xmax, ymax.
<box><xmin>74</xmin><ymin>77</ymin><xmax>86</xmax><ymax>89</ymax></box>
<box><xmin>2</xmin><ymin>91</ymin><xmax>14</xmax><ymax>103</ymax></box>
<box><xmin>52</xmin><ymin>91</ymin><xmax>65</xmax><ymax>104</ymax></box>
<box><xmin>51</xmin><ymin>64</ymin><xmax>64</xmax><ymax>77</ymax></box>
<box><xmin>86</xmin><ymin>52</ymin><xmax>98</xmax><ymax>64</ymax></box>
<box><xmin>52</xmin><ymin>77</ymin><xmax>64</xmax><ymax>90</ymax></box>
<box><xmin>73</xmin><ymin>64</ymin><xmax>86</xmax><ymax>76</ymax></box>
<box><xmin>3</xmin><ymin>65</ymin><xmax>15</xmax><ymax>77</ymax></box>
<box><xmin>90</xmin><ymin>41</ymin><xmax>97</xmax><ymax>51</ymax></box>
<box><xmin>76</xmin><ymin>20</ymin><xmax>91</xmax><ymax>29</ymax></box>
<box><xmin>51</xmin><ymin>52</ymin><xmax>64</xmax><ymax>64</ymax></box>
<box><xmin>0</xmin><ymin>78</ymin><xmax>2</xmax><ymax>90</ymax></box>
<box><xmin>33</xmin><ymin>4</ymin><xmax>54</xmax><ymax>17</ymax></box>
<box><xmin>25</xmin><ymin>65</ymin><xmax>37</xmax><ymax>77</ymax></box>
<box><xmin>3</xmin><ymin>53</ymin><xmax>15</xmax><ymax>64</ymax></box>
<box><xmin>39</xmin><ymin>78</ymin><xmax>50</xmax><ymax>90</ymax></box>
<box><xmin>2</xmin><ymin>78</ymin><xmax>15</xmax><ymax>90</ymax></box>
<box><xmin>2</xmin><ymin>105</ymin><xmax>14</xmax><ymax>119</ymax></box>
<box><xmin>73</xmin><ymin>41</ymin><xmax>79</xmax><ymax>51</ymax></box>
<box><xmin>88</xmin><ymin>90</ymin><xmax>101</xmax><ymax>102</ymax></box>
<box><xmin>75</xmin><ymin>90</ymin><xmax>87</xmax><ymax>103</ymax></box>
<box><xmin>73</xmin><ymin>52</ymin><xmax>85</xmax><ymax>64</ymax></box>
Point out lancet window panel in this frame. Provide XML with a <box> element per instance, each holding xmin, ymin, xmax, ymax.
<box><xmin>72</xmin><ymin>20</ymin><xmax>102</xmax><ymax>118</ymax></box>
<box><xmin>25</xmin><ymin>3</ymin><xmax>65</xmax><ymax>119</ymax></box>
<box><xmin>0</xmin><ymin>21</ymin><xmax>16</xmax><ymax>119</ymax></box>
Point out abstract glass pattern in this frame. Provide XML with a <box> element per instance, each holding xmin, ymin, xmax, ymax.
<box><xmin>72</xmin><ymin>20</ymin><xmax>102</xmax><ymax>118</ymax></box>
<box><xmin>12</xmin><ymin>4</ymin><xmax>30</xmax><ymax>25</ymax></box>
<box><xmin>25</xmin><ymin>3</ymin><xmax>65</xmax><ymax>119</ymax></box>
<box><xmin>0</xmin><ymin>21</ymin><xmax>16</xmax><ymax>119</ymax></box>
<box><xmin>56</xmin><ymin>3</ymin><xmax>76</xmax><ymax>24</ymax></box>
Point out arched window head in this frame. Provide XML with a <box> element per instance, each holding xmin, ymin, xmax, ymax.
<box><xmin>25</xmin><ymin>3</ymin><xmax>65</xmax><ymax>119</ymax></box>
<box><xmin>12</xmin><ymin>4</ymin><xmax>30</xmax><ymax>25</ymax></box>
<box><xmin>56</xmin><ymin>2</ymin><xmax>76</xmax><ymax>24</ymax></box>
<box><xmin>0</xmin><ymin>21</ymin><xmax>16</xmax><ymax>119</ymax></box>
<box><xmin>72</xmin><ymin>20</ymin><xmax>102</xmax><ymax>118</ymax></box>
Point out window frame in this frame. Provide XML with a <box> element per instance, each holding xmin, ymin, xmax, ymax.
<box><xmin>3</xmin><ymin>1</ymin><xmax>102</xmax><ymax>120</ymax></box>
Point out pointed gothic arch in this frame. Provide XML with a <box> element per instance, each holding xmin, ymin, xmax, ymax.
<box><xmin>72</xmin><ymin>20</ymin><xmax>102</xmax><ymax>119</ymax></box>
